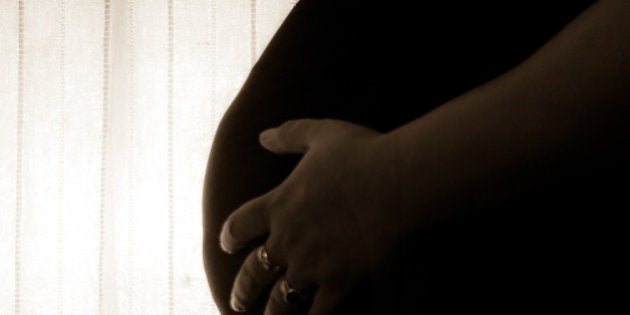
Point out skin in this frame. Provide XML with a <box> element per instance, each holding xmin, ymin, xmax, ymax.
<box><xmin>207</xmin><ymin>0</ymin><xmax>628</xmax><ymax>314</ymax></box>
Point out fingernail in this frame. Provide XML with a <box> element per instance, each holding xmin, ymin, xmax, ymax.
<box><xmin>219</xmin><ymin>225</ymin><xmax>236</xmax><ymax>254</ymax></box>
<box><xmin>220</xmin><ymin>220</ymin><xmax>246</xmax><ymax>254</ymax></box>
<box><xmin>230</xmin><ymin>294</ymin><xmax>246</xmax><ymax>313</ymax></box>
<box><xmin>259</xmin><ymin>129</ymin><xmax>274</xmax><ymax>145</ymax></box>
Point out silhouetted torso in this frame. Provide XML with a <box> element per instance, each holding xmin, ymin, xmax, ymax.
<box><xmin>205</xmin><ymin>1</ymin><xmax>626</xmax><ymax>313</ymax></box>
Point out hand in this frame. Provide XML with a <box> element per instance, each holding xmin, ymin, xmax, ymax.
<box><xmin>219</xmin><ymin>119</ymin><xmax>408</xmax><ymax>315</ymax></box>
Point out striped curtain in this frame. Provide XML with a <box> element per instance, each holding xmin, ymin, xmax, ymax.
<box><xmin>0</xmin><ymin>0</ymin><xmax>294</xmax><ymax>314</ymax></box>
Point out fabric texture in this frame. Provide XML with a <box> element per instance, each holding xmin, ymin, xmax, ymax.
<box><xmin>0</xmin><ymin>0</ymin><xmax>294</xmax><ymax>314</ymax></box>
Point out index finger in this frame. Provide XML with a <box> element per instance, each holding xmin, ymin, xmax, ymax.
<box><xmin>220</xmin><ymin>192</ymin><xmax>272</xmax><ymax>254</ymax></box>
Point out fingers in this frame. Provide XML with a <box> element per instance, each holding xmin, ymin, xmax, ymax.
<box><xmin>231</xmin><ymin>246</ymin><xmax>283</xmax><ymax>313</ymax></box>
<box><xmin>259</xmin><ymin>119</ymin><xmax>325</xmax><ymax>154</ymax></box>
<box><xmin>232</xmin><ymin>245</ymin><xmax>317</xmax><ymax>314</ymax></box>
<box><xmin>260</xmin><ymin>119</ymin><xmax>380</xmax><ymax>154</ymax></box>
<box><xmin>220</xmin><ymin>192</ymin><xmax>272</xmax><ymax>254</ymax></box>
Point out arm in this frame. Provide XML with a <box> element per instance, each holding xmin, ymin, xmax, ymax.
<box><xmin>382</xmin><ymin>0</ymin><xmax>629</xmax><ymax>232</ymax></box>
<box><xmin>220</xmin><ymin>1</ymin><xmax>629</xmax><ymax>314</ymax></box>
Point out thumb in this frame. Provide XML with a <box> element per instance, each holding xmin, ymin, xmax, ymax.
<box><xmin>259</xmin><ymin>119</ymin><xmax>328</xmax><ymax>154</ymax></box>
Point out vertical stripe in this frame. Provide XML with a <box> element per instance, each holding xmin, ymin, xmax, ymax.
<box><xmin>57</xmin><ymin>0</ymin><xmax>66</xmax><ymax>314</ymax></box>
<box><xmin>167</xmin><ymin>0</ymin><xmax>174</xmax><ymax>314</ymax></box>
<box><xmin>126</xmin><ymin>0</ymin><xmax>136</xmax><ymax>312</ymax></box>
<box><xmin>15</xmin><ymin>0</ymin><xmax>24</xmax><ymax>313</ymax></box>
<box><xmin>250</xmin><ymin>0</ymin><xmax>256</xmax><ymax>65</ymax></box>
<box><xmin>100</xmin><ymin>0</ymin><xmax>111</xmax><ymax>314</ymax></box>
<box><xmin>209</xmin><ymin>0</ymin><xmax>217</xmax><ymax>126</ymax></box>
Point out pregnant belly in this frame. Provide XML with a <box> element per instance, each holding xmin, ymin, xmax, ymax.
<box><xmin>202</xmin><ymin>1</ymin><xmax>610</xmax><ymax>314</ymax></box>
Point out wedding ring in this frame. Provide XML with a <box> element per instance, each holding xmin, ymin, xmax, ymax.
<box><xmin>280</xmin><ymin>278</ymin><xmax>306</xmax><ymax>304</ymax></box>
<box><xmin>258</xmin><ymin>246</ymin><xmax>282</xmax><ymax>273</ymax></box>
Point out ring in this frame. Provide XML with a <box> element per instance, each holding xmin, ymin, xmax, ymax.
<box><xmin>258</xmin><ymin>246</ymin><xmax>282</xmax><ymax>273</ymax></box>
<box><xmin>280</xmin><ymin>278</ymin><xmax>306</xmax><ymax>304</ymax></box>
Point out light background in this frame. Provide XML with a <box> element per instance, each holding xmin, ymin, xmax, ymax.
<box><xmin>0</xmin><ymin>0</ymin><xmax>295</xmax><ymax>313</ymax></box>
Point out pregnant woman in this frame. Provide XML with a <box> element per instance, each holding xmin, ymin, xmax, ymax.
<box><xmin>204</xmin><ymin>1</ymin><xmax>628</xmax><ymax>314</ymax></box>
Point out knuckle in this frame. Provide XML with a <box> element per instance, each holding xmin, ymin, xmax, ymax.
<box><xmin>279</xmin><ymin>119</ymin><xmax>299</xmax><ymax>133</ymax></box>
<box><xmin>264</xmin><ymin>236</ymin><xmax>285</xmax><ymax>263</ymax></box>
<box><xmin>281</xmin><ymin>118</ymin><xmax>318</xmax><ymax>133</ymax></box>
<box><xmin>266</xmin><ymin>189</ymin><xmax>290</xmax><ymax>215</ymax></box>
<box><xmin>266</xmin><ymin>230</ymin><xmax>300</xmax><ymax>264</ymax></box>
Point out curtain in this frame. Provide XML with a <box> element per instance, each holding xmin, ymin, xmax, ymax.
<box><xmin>0</xmin><ymin>0</ymin><xmax>294</xmax><ymax>313</ymax></box>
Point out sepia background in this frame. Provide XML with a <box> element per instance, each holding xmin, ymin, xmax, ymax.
<box><xmin>0</xmin><ymin>0</ymin><xmax>295</xmax><ymax>313</ymax></box>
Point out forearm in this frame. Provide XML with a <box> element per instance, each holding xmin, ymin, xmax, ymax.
<box><xmin>383</xmin><ymin>0</ymin><xmax>629</xmax><ymax>227</ymax></box>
